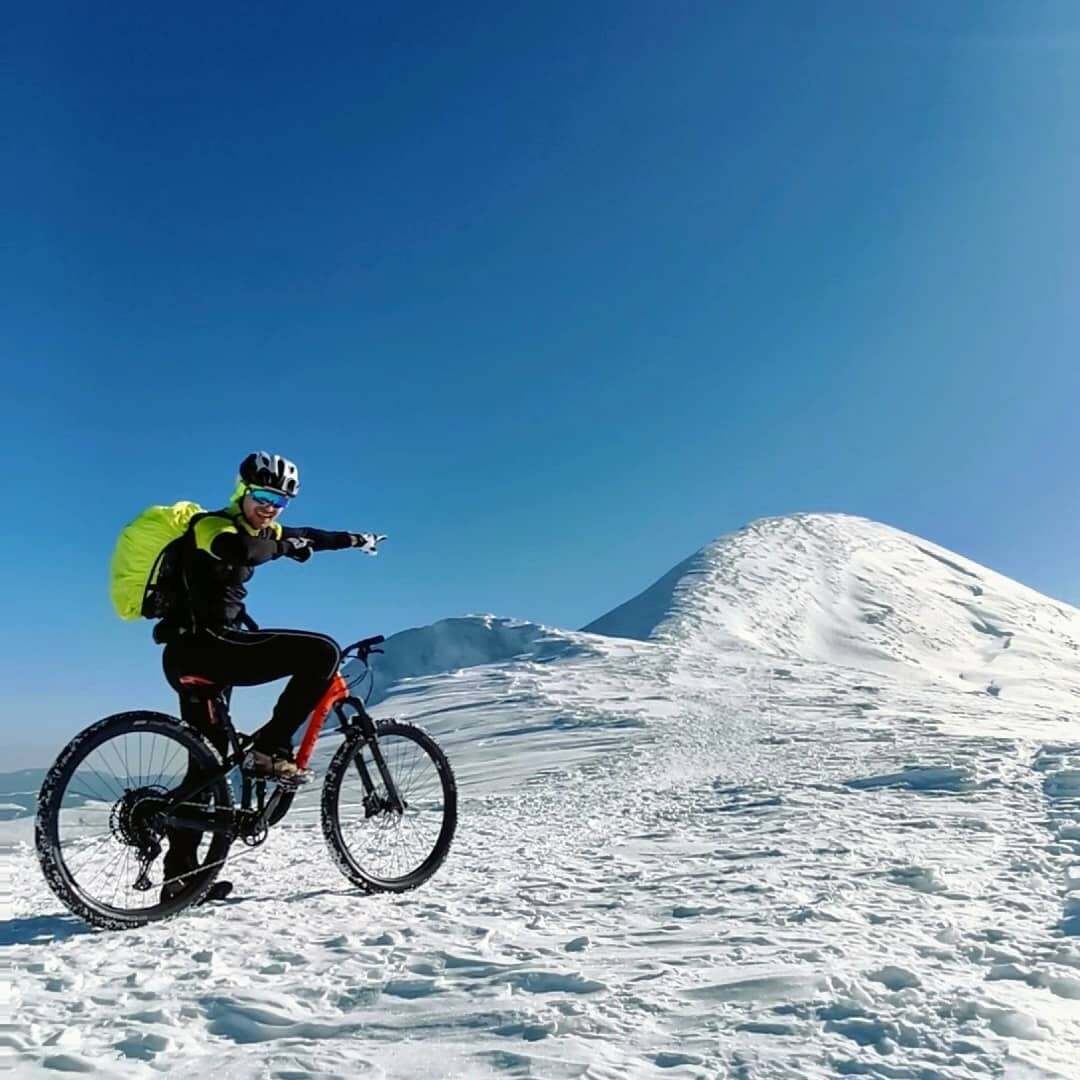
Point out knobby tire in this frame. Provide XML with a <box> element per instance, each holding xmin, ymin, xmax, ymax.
<box><xmin>321</xmin><ymin>719</ymin><xmax>457</xmax><ymax>894</ymax></box>
<box><xmin>35</xmin><ymin>712</ymin><xmax>233</xmax><ymax>930</ymax></box>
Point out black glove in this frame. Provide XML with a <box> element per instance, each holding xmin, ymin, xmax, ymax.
<box><xmin>280</xmin><ymin>537</ymin><xmax>314</xmax><ymax>562</ymax></box>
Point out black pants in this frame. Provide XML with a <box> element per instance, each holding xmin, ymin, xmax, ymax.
<box><xmin>160</xmin><ymin>626</ymin><xmax>341</xmax><ymax>879</ymax></box>
<box><xmin>162</xmin><ymin>626</ymin><xmax>341</xmax><ymax>751</ymax></box>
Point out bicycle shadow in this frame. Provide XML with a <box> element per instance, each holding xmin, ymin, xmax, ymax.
<box><xmin>1</xmin><ymin>891</ymin><xmax>366</xmax><ymax>938</ymax></box>
<box><xmin>218</xmin><ymin>885</ymin><xmax>361</xmax><ymax>908</ymax></box>
<box><xmin>0</xmin><ymin>913</ymin><xmax>95</xmax><ymax>946</ymax></box>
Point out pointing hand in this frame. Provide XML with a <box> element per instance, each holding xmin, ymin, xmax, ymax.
<box><xmin>350</xmin><ymin>533</ymin><xmax>387</xmax><ymax>555</ymax></box>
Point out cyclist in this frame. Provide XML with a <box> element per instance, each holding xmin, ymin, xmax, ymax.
<box><xmin>156</xmin><ymin>451</ymin><xmax>385</xmax><ymax>901</ymax></box>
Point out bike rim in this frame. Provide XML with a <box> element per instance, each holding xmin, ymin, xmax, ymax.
<box><xmin>46</xmin><ymin>726</ymin><xmax>229</xmax><ymax>915</ymax></box>
<box><xmin>335</xmin><ymin>732</ymin><xmax>450</xmax><ymax>884</ymax></box>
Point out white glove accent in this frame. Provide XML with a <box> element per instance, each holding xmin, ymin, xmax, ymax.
<box><xmin>281</xmin><ymin>536</ymin><xmax>314</xmax><ymax>562</ymax></box>
<box><xmin>351</xmin><ymin>533</ymin><xmax>386</xmax><ymax>555</ymax></box>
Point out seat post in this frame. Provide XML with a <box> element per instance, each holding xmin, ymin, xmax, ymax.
<box><xmin>176</xmin><ymin>675</ymin><xmax>244</xmax><ymax>759</ymax></box>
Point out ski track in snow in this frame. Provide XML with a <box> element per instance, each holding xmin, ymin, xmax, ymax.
<box><xmin>6</xmin><ymin>514</ymin><xmax>1080</xmax><ymax>1078</ymax></box>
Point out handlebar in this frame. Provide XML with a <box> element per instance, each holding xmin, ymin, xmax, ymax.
<box><xmin>341</xmin><ymin>634</ymin><xmax>385</xmax><ymax>665</ymax></box>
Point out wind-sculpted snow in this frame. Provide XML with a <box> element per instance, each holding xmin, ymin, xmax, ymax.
<box><xmin>586</xmin><ymin>512</ymin><xmax>1080</xmax><ymax>707</ymax></box>
<box><xmin>6</xmin><ymin>513</ymin><xmax>1080</xmax><ymax>1076</ymax></box>
<box><xmin>351</xmin><ymin>614</ymin><xmax>598</xmax><ymax>706</ymax></box>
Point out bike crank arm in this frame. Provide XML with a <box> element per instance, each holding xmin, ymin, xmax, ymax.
<box><xmin>162</xmin><ymin>806</ymin><xmax>239</xmax><ymax>835</ymax></box>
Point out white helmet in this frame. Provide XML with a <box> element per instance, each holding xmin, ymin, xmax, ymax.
<box><xmin>238</xmin><ymin>451</ymin><xmax>301</xmax><ymax>496</ymax></box>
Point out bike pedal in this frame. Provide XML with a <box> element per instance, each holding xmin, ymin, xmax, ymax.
<box><xmin>274</xmin><ymin>769</ymin><xmax>314</xmax><ymax>790</ymax></box>
<box><xmin>241</xmin><ymin>750</ymin><xmax>312</xmax><ymax>788</ymax></box>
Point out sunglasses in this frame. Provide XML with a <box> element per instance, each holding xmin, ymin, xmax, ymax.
<box><xmin>247</xmin><ymin>487</ymin><xmax>290</xmax><ymax>509</ymax></box>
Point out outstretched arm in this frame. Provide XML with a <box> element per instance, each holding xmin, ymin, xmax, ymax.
<box><xmin>279</xmin><ymin>525</ymin><xmax>355</xmax><ymax>552</ymax></box>
<box><xmin>201</xmin><ymin>520</ymin><xmax>370</xmax><ymax>567</ymax></box>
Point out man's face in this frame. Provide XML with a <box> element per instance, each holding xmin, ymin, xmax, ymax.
<box><xmin>242</xmin><ymin>491</ymin><xmax>284</xmax><ymax>530</ymax></box>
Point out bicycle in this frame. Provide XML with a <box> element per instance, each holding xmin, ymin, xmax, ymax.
<box><xmin>35</xmin><ymin>634</ymin><xmax>457</xmax><ymax>930</ymax></box>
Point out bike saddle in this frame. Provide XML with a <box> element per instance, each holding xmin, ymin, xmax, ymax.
<box><xmin>177</xmin><ymin>674</ymin><xmax>226</xmax><ymax>698</ymax></box>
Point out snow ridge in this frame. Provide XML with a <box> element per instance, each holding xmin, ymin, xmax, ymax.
<box><xmin>586</xmin><ymin>512</ymin><xmax>1080</xmax><ymax>706</ymax></box>
<box><xmin>350</xmin><ymin>614</ymin><xmax>597</xmax><ymax>706</ymax></box>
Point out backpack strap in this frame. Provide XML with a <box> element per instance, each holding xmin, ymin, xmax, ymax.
<box><xmin>184</xmin><ymin>509</ymin><xmax>267</xmax><ymax>633</ymax></box>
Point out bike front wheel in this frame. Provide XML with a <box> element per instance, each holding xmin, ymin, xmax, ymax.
<box><xmin>321</xmin><ymin>720</ymin><xmax>457</xmax><ymax>893</ymax></box>
<box><xmin>35</xmin><ymin>712</ymin><xmax>233</xmax><ymax>930</ymax></box>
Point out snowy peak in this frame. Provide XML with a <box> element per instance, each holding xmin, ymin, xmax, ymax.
<box><xmin>585</xmin><ymin>513</ymin><xmax>1080</xmax><ymax>705</ymax></box>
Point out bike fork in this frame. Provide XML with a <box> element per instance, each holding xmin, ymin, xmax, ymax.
<box><xmin>353</xmin><ymin>740</ymin><xmax>406</xmax><ymax>813</ymax></box>
<box><xmin>332</xmin><ymin>698</ymin><xmax>399</xmax><ymax>811</ymax></box>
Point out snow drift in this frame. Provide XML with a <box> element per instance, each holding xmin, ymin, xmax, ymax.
<box><xmin>351</xmin><ymin>614</ymin><xmax>598</xmax><ymax>706</ymax></box>
<box><xmin>584</xmin><ymin>512</ymin><xmax>1080</xmax><ymax>706</ymax></box>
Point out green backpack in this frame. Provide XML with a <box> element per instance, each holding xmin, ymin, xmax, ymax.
<box><xmin>109</xmin><ymin>501</ymin><xmax>206</xmax><ymax>621</ymax></box>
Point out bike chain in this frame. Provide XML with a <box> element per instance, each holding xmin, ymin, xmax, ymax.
<box><xmin>154</xmin><ymin>789</ymin><xmax>307</xmax><ymax>890</ymax></box>
<box><xmin>90</xmin><ymin>795</ymin><xmax>268</xmax><ymax>894</ymax></box>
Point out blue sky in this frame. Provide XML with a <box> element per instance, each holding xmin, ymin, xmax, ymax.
<box><xmin>4</xmin><ymin>3</ymin><xmax>1079</xmax><ymax>765</ymax></box>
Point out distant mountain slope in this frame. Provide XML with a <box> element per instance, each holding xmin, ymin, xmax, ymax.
<box><xmin>351</xmin><ymin>614</ymin><xmax>598</xmax><ymax>705</ymax></box>
<box><xmin>584</xmin><ymin>513</ymin><xmax>1080</xmax><ymax>705</ymax></box>
<box><xmin>0</xmin><ymin>769</ymin><xmax>47</xmax><ymax>821</ymax></box>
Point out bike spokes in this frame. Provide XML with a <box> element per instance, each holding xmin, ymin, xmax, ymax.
<box><xmin>325</xmin><ymin>722</ymin><xmax>456</xmax><ymax>890</ymax></box>
<box><xmin>46</xmin><ymin>724</ymin><xmax>228</xmax><ymax>916</ymax></box>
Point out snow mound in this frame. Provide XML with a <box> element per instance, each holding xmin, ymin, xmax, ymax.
<box><xmin>584</xmin><ymin>512</ymin><xmax>1080</xmax><ymax>705</ymax></box>
<box><xmin>350</xmin><ymin>614</ymin><xmax>598</xmax><ymax>705</ymax></box>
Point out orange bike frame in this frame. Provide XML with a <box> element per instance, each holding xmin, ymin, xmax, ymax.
<box><xmin>294</xmin><ymin>672</ymin><xmax>350</xmax><ymax>769</ymax></box>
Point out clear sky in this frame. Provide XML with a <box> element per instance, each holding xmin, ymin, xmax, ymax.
<box><xmin>4</xmin><ymin>3</ymin><xmax>1079</xmax><ymax>766</ymax></box>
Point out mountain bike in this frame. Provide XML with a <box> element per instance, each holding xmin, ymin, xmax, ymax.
<box><xmin>35</xmin><ymin>635</ymin><xmax>457</xmax><ymax>930</ymax></box>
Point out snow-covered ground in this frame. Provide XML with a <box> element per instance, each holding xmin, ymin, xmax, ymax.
<box><xmin>5</xmin><ymin>513</ymin><xmax>1080</xmax><ymax>1078</ymax></box>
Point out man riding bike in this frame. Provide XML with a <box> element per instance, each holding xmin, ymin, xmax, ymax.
<box><xmin>154</xmin><ymin>451</ymin><xmax>385</xmax><ymax>900</ymax></box>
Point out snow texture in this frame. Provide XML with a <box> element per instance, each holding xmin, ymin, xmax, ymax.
<box><xmin>5</xmin><ymin>512</ymin><xmax>1080</xmax><ymax>1078</ymax></box>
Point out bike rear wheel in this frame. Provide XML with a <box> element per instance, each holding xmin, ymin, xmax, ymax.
<box><xmin>35</xmin><ymin>712</ymin><xmax>233</xmax><ymax>930</ymax></box>
<box><xmin>321</xmin><ymin>719</ymin><xmax>457</xmax><ymax>893</ymax></box>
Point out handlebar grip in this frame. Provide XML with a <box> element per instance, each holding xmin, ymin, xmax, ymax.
<box><xmin>343</xmin><ymin>633</ymin><xmax>387</xmax><ymax>657</ymax></box>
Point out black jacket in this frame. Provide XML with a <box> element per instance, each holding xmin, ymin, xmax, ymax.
<box><xmin>178</xmin><ymin>507</ymin><xmax>354</xmax><ymax>632</ymax></box>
